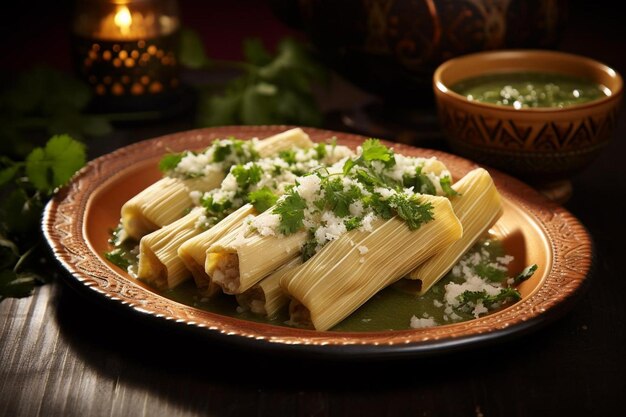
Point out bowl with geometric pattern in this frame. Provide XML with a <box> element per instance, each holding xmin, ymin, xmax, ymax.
<box><xmin>433</xmin><ymin>49</ymin><xmax>623</xmax><ymax>201</ymax></box>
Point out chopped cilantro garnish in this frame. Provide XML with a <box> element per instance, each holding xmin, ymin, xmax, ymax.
<box><xmin>273</xmin><ymin>190</ymin><xmax>307</xmax><ymax>234</ymax></box>
<box><xmin>279</xmin><ymin>149</ymin><xmax>297</xmax><ymax>165</ymax></box>
<box><xmin>343</xmin><ymin>138</ymin><xmax>395</xmax><ymax>176</ymax></box>
<box><xmin>248</xmin><ymin>187</ymin><xmax>278</xmax><ymax>213</ymax></box>
<box><xmin>474</xmin><ymin>261</ymin><xmax>507</xmax><ymax>282</ymax></box>
<box><xmin>457</xmin><ymin>287</ymin><xmax>521</xmax><ymax>308</ymax></box>
<box><xmin>364</xmin><ymin>193</ymin><xmax>394</xmax><ymax>220</ymax></box>
<box><xmin>231</xmin><ymin>163</ymin><xmax>263</xmax><ymax>187</ymax></box>
<box><xmin>201</xmin><ymin>194</ymin><xmax>233</xmax><ymax>219</ymax></box>
<box><xmin>314</xmin><ymin>142</ymin><xmax>327</xmax><ymax>160</ymax></box>
<box><xmin>440</xmin><ymin>176</ymin><xmax>460</xmax><ymax>197</ymax></box>
<box><xmin>212</xmin><ymin>142</ymin><xmax>233</xmax><ymax>162</ymax></box>
<box><xmin>321</xmin><ymin>177</ymin><xmax>362</xmax><ymax>218</ymax></box>
<box><xmin>301</xmin><ymin>236</ymin><xmax>318</xmax><ymax>262</ymax></box>
<box><xmin>389</xmin><ymin>194</ymin><xmax>434</xmax><ymax>230</ymax></box>
<box><xmin>343</xmin><ymin>216</ymin><xmax>362</xmax><ymax>231</ymax></box>
<box><xmin>403</xmin><ymin>167</ymin><xmax>436</xmax><ymax>195</ymax></box>
<box><xmin>361</xmin><ymin>139</ymin><xmax>395</xmax><ymax>165</ymax></box>
<box><xmin>104</xmin><ymin>248</ymin><xmax>131</xmax><ymax>270</ymax></box>
<box><xmin>514</xmin><ymin>264</ymin><xmax>538</xmax><ymax>284</ymax></box>
<box><xmin>158</xmin><ymin>152</ymin><xmax>184</xmax><ymax>173</ymax></box>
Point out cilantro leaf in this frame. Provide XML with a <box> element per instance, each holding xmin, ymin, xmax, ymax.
<box><xmin>104</xmin><ymin>248</ymin><xmax>131</xmax><ymax>270</ymax></box>
<box><xmin>322</xmin><ymin>178</ymin><xmax>361</xmax><ymax>218</ymax></box>
<box><xmin>178</xmin><ymin>27</ymin><xmax>211</xmax><ymax>69</ymax></box>
<box><xmin>0</xmin><ymin>165</ymin><xmax>19</xmax><ymax>187</ymax></box>
<box><xmin>474</xmin><ymin>261</ymin><xmax>507</xmax><ymax>282</ymax></box>
<box><xmin>403</xmin><ymin>167</ymin><xmax>436</xmax><ymax>195</ymax></box>
<box><xmin>0</xmin><ymin>270</ymin><xmax>36</xmax><ymax>300</ymax></box>
<box><xmin>25</xmin><ymin>134</ymin><xmax>86</xmax><ymax>194</ymax></box>
<box><xmin>213</xmin><ymin>142</ymin><xmax>233</xmax><ymax>162</ymax></box>
<box><xmin>361</xmin><ymin>139</ymin><xmax>394</xmax><ymax>164</ymax></box>
<box><xmin>273</xmin><ymin>190</ymin><xmax>306</xmax><ymax>235</ymax></box>
<box><xmin>390</xmin><ymin>195</ymin><xmax>434</xmax><ymax>230</ymax></box>
<box><xmin>344</xmin><ymin>216</ymin><xmax>362</xmax><ymax>231</ymax></box>
<box><xmin>279</xmin><ymin>150</ymin><xmax>297</xmax><ymax>165</ymax></box>
<box><xmin>314</xmin><ymin>142</ymin><xmax>327</xmax><ymax>160</ymax></box>
<box><xmin>231</xmin><ymin>163</ymin><xmax>262</xmax><ymax>187</ymax></box>
<box><xmin>248</xmin><ymin>187</ymin><xmax>278</xmax><ymax>213</ymax></box>
<box><xmin>0</xmin><ymin>235</ymin><xmax>19</xmax><ymax>270</ymax></box>
<box><xmin>159</xmin><ymin>153</ymin><xmax>184</xmax><ymax>173</ymax></box>
<box><xmin>301</xmin><ymin>236</ymin><xmax>318</xmax><ymax>262</ymax></box>
<box><xmin>440</xmin><ymin>176</ymin><xmax>460</xmax><ymax>197</ymax></box>
<box><xmin>514</xmin><ymin>264</ymin><xmax>538</xmax><ymax>284</ymax></box>
<box><xmin>457</xmin><ymin>287</ymin><xmax>521</xmax><ymax>308</ymax></box>
<box><xmin>243</xmin><ymin>38</ymin><xmax>272</xmax><ymax>66</ymax></box>
<box><xmin>193</xmin><ymin>37</ymin><xmax>326</xmax><ymax>128</ymax></box>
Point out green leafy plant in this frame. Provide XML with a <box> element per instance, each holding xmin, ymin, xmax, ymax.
<box><xmin>0</xmin><ymin>67</ymin><xmax>112</xmax><ymax>158</ymax></box>
<box><xmin>0</xmin><ymin>135</ymin><xmax>86</xmax><ymax>300</ymax></box>
<box><xmin>178</xmin><ymin>28</ymin><xmax>328</xmax><ymax>128</ymax></box>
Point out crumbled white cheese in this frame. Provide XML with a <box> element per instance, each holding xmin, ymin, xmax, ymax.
<box><xmin>251</xmin><ymin>213</ymin><xmax>281</xmax><ymax>237</ymax></box>
<box><xmin>295</xmin><ymin>174</ymin><xmax>322</xmax><ymax>203</ymax></box>
<box><xmin>410</xmin><ymin>316</ymin><xmax>437</xmax><ymax>328</ymax></box>
<box><xmin>357</xmin><ymin>245</ymin><xmax>369</xmax><ymax>255</ymax></box>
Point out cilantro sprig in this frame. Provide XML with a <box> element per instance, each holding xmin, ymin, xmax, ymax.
<box><xmin>0</xmin><ymin>135</ymin><xmax>86</xmax><ymax>300</ymax></box>
<box><xmin>179</xmin><ymin>29</ymin><xmax>327</xmax><ymax>127</ymax></box>
<box><xmin>267</xmin><ymin>141</ymin><xmax>437</xmax><ymax>260</ymax></box>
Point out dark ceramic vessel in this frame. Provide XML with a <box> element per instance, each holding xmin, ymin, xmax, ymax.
<box><xmin>270</xmin><ymin>0</ymin><xmax>569</xmax><ymax>103</ymax></box>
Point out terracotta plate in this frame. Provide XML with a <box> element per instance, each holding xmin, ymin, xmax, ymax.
<box><xmin>42</xmin><ymin>126</ymin><xmax>592</xmax><ymax>359</ymax></box>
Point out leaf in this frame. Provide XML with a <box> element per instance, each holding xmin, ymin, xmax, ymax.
<box><xmin>159</xmin><ymin>153</ymin><xmax>184</xmax><ymax>173</ymax></box>
<box><xmin>273</xmin><ymin>190</ymin><xmax>307</xmax><ymax>235</ymax></box>
<box><xmin>0</xmin><ymin>165</ymin><xmax>19</xmax><ymax>187</ymax></box>
<box><xmin>258</xmin><ymin>38</ymin><xmax>328</xmax><ymax>91</ymax></box>
<box><xmin>474</xmin><ymin>262</ymin><xmax>507</xmax><ymax>282</ymax></box>
<box><xmin>0</xmin><ymin>269</ymin><xmax>36</xmax><ymax>299</ymax></box>
<box><xmin>390</xmin><ymin>195</ymin><xmax>434</xmax><ymax>230</ymax></box>
<box><xmin>440</xmin><ymin>176</ymin><xmax>460</xmax><ymax>197</ymax></box>
<box><xmin>179</xmin><ymin>27</ymin><xmax>211</xmax><ymax>69</ymax></box>
<box><xmin>514</xmin><ymin>264</ymin><xmax>538</xmax><ymax>284</ymax></box>
<box><xmin>0</xmin><ymin>188</ymin><xmax>44</xmax><ymax>236</ymax></box>
<box><xmin>243</xmin><ymin>38</ymin><xmax>272</xmax><ymax>66</ymax></box>
<box><xmin>361</xmin><ymin>139</ymin><xmax>394</xmax><ymax>163</ymax></box>
<box><xmin>248</xmin><ymin>187</ymin><xmax>278</xmax><ymax>213</ymax></box>
<box><xmin>196</xmin><ymin>91</ymin><xmax>242</xmax><ymax>126</ymax></box>
<box><xmin>240</xmin><ymin>83</ymin><xmax>282</xmax><ymax>125</ymax></box>
<box><xmin>25</xmin><ymin>134</ymin><xmax>86</xmax><ymax>193</ymax></box>
<box><xmin>274</xmin><ymin>89</ymin><xmax>323</xmax><ymax>127</ymax></box>
<box><xmin>0</xmin><ymin>234</ymin><xmax>19</xmax><ymax>270</ymax></box>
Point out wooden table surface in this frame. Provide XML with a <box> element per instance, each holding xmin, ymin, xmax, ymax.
<box><xmin>2</xmin><ymin>1</ymin><xmax>625</xmax><ymax>416</ymax></box>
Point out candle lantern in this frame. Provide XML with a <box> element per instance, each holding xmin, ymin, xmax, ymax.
<box><xmin>72</xmin><ymin>0</ymin><xmax>181</xmax><ymax>113</ymax></box>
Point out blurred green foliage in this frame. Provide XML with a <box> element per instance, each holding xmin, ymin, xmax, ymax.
<box><xmin>178</xmin><ymin>29</ymin><xmax>328</xmax><ymax>128</ymax></box>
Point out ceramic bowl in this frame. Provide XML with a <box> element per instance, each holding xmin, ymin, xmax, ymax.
<box><xmin>433</xmin><ymin>49</ymin><xmax>623</xmax><ymax>197</ymax></box>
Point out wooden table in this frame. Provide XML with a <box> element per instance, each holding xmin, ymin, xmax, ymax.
<box><xmin>1</xmin><ymin>1</ymin><xmax>625</xmax><ymax>416</ymax></box>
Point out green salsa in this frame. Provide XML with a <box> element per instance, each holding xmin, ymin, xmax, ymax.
<box><xmin>156</xmin><ymin>238</ymin><xmax>530</xmax><ymax>332</ymax></box>
<box><xmin>451</xmin><ymin>72</ymin><xmax>608</xmax><ymax>108</ymax></box>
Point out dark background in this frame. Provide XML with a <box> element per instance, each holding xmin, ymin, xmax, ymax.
<box><xmin>1</xmin><ymin>1</ymin><xmax>625</xmax><ymax>416</ymax></box>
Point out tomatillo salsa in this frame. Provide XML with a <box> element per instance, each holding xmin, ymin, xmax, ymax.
<box><xmin>451</xmin><ymin>72</ymin><xmax>608</xmax><ymax>109</ymax></box>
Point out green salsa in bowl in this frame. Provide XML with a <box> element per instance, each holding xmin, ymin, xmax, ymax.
<box><xmin>451</xmin><ymin>72</ymin><xmax>609</xmax><ymax>109</ymax></box>
<box><xmin>433</xmin><ymin>49</ymin><xmax>623</xmax><ymax>198</ymax></box>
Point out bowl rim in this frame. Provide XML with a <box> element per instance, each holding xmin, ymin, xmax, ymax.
<box><xmin>433</xmin><ymin>49</ymin><xmax>624</xmax><ymax>113</ymax></box>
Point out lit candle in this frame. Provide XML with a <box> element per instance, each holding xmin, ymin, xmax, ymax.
<box><xmin>114</xmin><ymin>6</ymin><xmax>132</xmax><ymax>37</ymax></box>
<box><xmin>71</xmin><ymin>0</ymin><xmax>181</xmax><ymax>110</ymax></box>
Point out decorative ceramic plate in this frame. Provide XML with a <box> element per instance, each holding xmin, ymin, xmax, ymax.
<box><xmin>42</xmin><ymin>126</ymin><xmax>592</xmax><ymax>358</ymax></box>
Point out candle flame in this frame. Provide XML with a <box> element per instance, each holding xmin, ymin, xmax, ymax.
<box><xmin>114</xmin><ymin>6</ymin><xmax>132</xmax><ymax>36</ymax></box>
